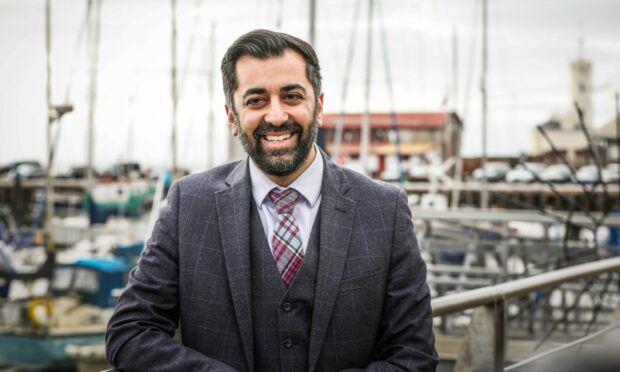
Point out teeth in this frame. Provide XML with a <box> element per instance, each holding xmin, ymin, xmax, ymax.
<box><xmin>265</xmin><ymin>133</ymin><xmax>291</xmax><ymax>141</ymax></box>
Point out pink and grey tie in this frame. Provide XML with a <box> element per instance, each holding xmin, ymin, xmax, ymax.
<box><xmin>269</xmin><ymin>188</ymin><xmax>303</xmax><ymax>286</ymax></box>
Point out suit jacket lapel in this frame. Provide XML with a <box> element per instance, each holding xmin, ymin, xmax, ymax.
<box><xmin>215</xmin><ymin>159</ymin><xmax>254</xmax><ymax>372</ymax></box>
<box><xmin>308</xmin><ymin>154</ymin><xmax>356</xmax><ymax>372</ymax></box>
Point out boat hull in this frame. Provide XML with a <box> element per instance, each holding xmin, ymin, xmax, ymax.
<box><xmin>0</xmin><ymin>332</ymin><xmax>103</xmax><ymax>370</ymax></box>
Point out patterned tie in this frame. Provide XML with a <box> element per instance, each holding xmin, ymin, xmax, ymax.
<box><xmin>269</xmin><ymin>188</ymin><xmax>303</xmax><ymax>286</ymax></box>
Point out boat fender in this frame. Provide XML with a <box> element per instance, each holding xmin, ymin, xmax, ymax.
<box><xmin>27</xmin><ymin>298</ymin><xmax>52</xmax><ymax>327</ymax></box>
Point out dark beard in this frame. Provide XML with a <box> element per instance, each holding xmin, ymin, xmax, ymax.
<box><xmin>238</xmin><ymin>117</ymin><xmax>318</xmax><ymax>177</ymax></box>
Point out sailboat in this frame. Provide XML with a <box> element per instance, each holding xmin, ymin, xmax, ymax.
<box><xmin>0</xmin><ymin>2</ymin><xmax>145</xmax><ymax>370</ymax></box>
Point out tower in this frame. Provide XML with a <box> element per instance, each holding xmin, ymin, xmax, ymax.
<box><xmin>567</xmin><ymin>38</ymin><xmax>593</xmax><ymax>130</ymax></box>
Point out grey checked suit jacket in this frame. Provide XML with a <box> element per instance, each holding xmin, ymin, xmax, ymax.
<box><xmin>105</xmin><ymin>152</ymin><xmax>438</xmax><ymax>371</ymax></box>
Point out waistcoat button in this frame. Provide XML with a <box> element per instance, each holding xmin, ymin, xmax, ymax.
<box><xmin>283</xmin><ymin>338</ymin><xmax>293</xmax><ymax>348</ymax></box>
<box><xmin>282</xmin><ymin>302</ymin><xmax>293</xmax><ymax>312</ymax></box>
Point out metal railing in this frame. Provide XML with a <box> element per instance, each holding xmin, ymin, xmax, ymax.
<box><xmin>412</xmin><ymin>207</ymin><xmax>620</xmax><ymax>228</ymax></box>
<box><xmin>504</xmin><ymin>322</ymin><xmax>620</xmax><ymax>371</ymax></box>
<box><xmin>100</xmin><ymin>257</ymin><xmax>620</xmax><ymax>372</ymax></box>
<box><xmin>431</xmin><ymin>256</ymin><xmax>620</xmax><ymax>372</ymax></box>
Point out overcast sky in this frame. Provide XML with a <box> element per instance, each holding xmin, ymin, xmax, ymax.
<box><xmin>1</xmin><ymin>0</ymin><xmax>619</xmax><ymax>171</ymax></box>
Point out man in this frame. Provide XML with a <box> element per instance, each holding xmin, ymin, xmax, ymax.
<box><xmin>105</xmin><ymin>29</ymin><xmax>437</xmax><ymax>371</ymax></box>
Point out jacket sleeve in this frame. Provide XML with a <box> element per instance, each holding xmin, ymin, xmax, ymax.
<box><xmin>345</xmin><ymin>188</ymin><xmax>438</xmax><ymax>372</ymax></box>
<box><xmin>105</xmin><ymin>182</ymin><xmax>238</xmax><ymax>372</ymax></box>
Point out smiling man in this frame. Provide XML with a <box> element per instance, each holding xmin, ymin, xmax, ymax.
<box><xmin>227</xmin><ymin>49</ymin><xmax>320</xmax><ymax>184</ymax></box>
<box><xmin>106</xmin><ymin>29</ymin><xmax>437</xmax><ymax>372</ymax></box>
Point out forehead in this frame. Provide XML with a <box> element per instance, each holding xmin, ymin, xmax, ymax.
<box><xmin>234</xmin><ymin>50</ymin><xmax>311</xmax><ymax>94</ymax></box>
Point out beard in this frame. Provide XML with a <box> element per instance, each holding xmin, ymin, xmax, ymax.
<box><xmin>237</xmin><ymin>113</ymin><xmax>318</xmax><ymax>177</ymax></box>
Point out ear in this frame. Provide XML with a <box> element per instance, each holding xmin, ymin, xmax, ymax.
<box><xmin>316</xmin><ymin>92</ymin><xmax>324</xmax><ymax>128</ymax></box>
<box><xmin>225</xmin><ymin>104</ymin><xmax>238</xmax><ymax>137</ymax></box>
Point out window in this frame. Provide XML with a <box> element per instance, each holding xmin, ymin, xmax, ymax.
<box><xmin>74</xmin><ymin>268</ymin><xmax>99</xmax><ymax>293</ymax></box>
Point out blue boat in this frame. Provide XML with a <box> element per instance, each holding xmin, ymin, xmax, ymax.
<box><xmin>0</xmin><ymin>257</ymin><xmax>136</xmax><ymax>370</ymax></box>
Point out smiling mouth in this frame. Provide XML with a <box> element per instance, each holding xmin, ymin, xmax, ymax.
<box><xmin>265</xmin><ymin>133</ymin><xmax>292</xmax><ymax>142</ymax></box>
<box><xmin>254</xmin><ymin>122</ymin><xmax>302</xmax><ymax>141</ymax></box>
<box><xmin>259</xmin><ymin>131</ymin><xmax>298</xmax><ymax>154</ymax></box>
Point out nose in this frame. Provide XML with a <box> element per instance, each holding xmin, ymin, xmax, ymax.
<box><xmin>264</xmin><ymin>99</ymin><xmax>288</xmax><ymax>126</ymax></box>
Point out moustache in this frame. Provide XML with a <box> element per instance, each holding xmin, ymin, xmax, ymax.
<box><xmin>253</xmin><ymin>122</ymin><xmax>303</xmax><ymax>139</ymax></box>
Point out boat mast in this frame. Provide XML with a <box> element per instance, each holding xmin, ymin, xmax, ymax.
<box><xmin>308</xmin><ymin>0</ymin><xmax>316</xmax><ymax>46</ymax></box>
<box><xmin>360</xmin><ymin>0</ymin><xmax>374</xmax><ymax>175</ymax></box>
<box><xmin>127</xmin><ymin>95</ymin><xmax>134</xmax><ymax>162</ymax></box>
<box><xmin>44</xmin><ymin>0</ymin><xmax>74</xmax><ymax>264</ymax></box>
<box><xmin>331</xmin><ymin>0</ymin><xmax>362</xmax><ymax>164</ymax></box>
<box><xmin>44</xmin><ymin>0</ymin><xmax>54</xmax><ymax>258</ymax></box>
<box><xmin>452</xmin><ymin>26</ymin><xmax>459</xmax><ymax>111</ymax></box>
<box><xmin>207</xmin><ymin>22</ymin><xmax>216</xmax><ymax>169</ymax></box>
<box><xmin>480</xmin><ymin>0</ymin><xmax>489</xmax><ymax>209</ymax></box>
<box><xmin>171</xmin><ymin>0</ymin><xmax>179</xmax><ymax>179</ymax></box>
<box><xmin>86</xmin><ymin>0</ymin><xmax>101</xmax><ymax>195</ymax></box>
<box><xmin>451</xmin><ymin>26</ymin><xmax>463</xmax><ymax>210</ymax></box>
<box><xmin>616</xmin><ymin>91</ymin><xmax>619</xmax><ymax>196</ymax></box>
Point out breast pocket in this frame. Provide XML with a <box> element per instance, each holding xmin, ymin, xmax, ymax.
<box><xmin>328</xmin><ymin>269</ymin><xmax>386</xmax><ymax>344</ymax></box>
<box><xmin>339</xmin><ymin>268</ymin><xmax>385</xmax><ymax>293</ymax></box>
<box><xmin>337</xmin><ymin>268</ymin><xmax>386</xmax><ymax>316</ymax></box>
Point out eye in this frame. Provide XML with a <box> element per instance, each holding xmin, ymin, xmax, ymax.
<box><xmin>245</xmin><ymin>97</ymin><xmax>266</xmax><ymax>107</ymax></box>
<box><xmin>283</xmin><ymin>93</ymin><xmax>303</xmax><ymax>102</ymax></box>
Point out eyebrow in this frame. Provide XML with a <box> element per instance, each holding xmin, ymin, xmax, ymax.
<box><xmin>242</xmin><ymin>87</ymin><xmax>267</xmax><ymax>100</ymax></box>
<box><xmin>281</xmin><ymin>84</ymin><xmax>307</xmax><ymax>94</ymax></box>
<box><xmin>241</xmin><ymin>84</ymin><xmax>307</xmax><ymax>100</ymax></box>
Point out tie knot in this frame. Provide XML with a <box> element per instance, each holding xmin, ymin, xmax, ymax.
<box><xmin>269</xmin><ymin>188</ymin><xmax>300</xmax><ymax>215</ymax></box>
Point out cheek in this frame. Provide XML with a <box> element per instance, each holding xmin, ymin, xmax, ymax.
<box><xmin>300</xmin><ymin>106</ymin><xmax>317</xmax><ymax>122</ymax></box>
<box><xmin>238</xmin><ymin>113</ymin><xmax>262</xmax><ymax>132</ymax></box>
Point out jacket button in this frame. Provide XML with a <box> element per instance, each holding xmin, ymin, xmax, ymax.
<box><xmin>281</xmin><ymin>302</ymin><xmax>293</xmax><ymax>312</ymax></box>
<box><xmin>283</xmin><ymin>338</ymin><xmax>293</xmax><ymax>348</ymax></box>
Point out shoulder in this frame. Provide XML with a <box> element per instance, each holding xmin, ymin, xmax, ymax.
<box><xmin>338</xmin><ymin>165</ymin><xmax>399</xmax><ymax>192</ymax></box>
<box><xmin>334</xmin><ymin>163</ymin><xmax>405</xmax><ymax>203</ymax></box>
<box><xmin>174</xmin><ymin>160</ymin><xmax>245</xmax><ymax>196</ymax></box>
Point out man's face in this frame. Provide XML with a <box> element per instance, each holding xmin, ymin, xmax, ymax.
<box><xmin>226</xmin><ymin>50</ymin><xmax>323</xmax><ymax>178</ymax></box>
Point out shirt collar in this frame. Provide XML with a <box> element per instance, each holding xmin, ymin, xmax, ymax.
<box><xmin>249</xmin><ymin>146</ymin><xmax>324</xmax><ymax>209</ymax></box>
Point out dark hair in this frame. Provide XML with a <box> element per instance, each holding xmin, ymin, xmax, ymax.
<box><xmin>221</xmin><ymin>29</ymin><xmax>322</xmax><ymax>111</ymax></box>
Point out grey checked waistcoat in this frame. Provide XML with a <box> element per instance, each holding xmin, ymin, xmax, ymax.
<box><xmin>250</xmin><ymin>203</ymin><xmax>320</xmax><ymax>372</ymax></box>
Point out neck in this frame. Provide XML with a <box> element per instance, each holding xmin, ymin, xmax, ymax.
<box><xmin>268</xmin><ymin>146</ymin><xmax>317</xmax><ymax>187</ymax></box>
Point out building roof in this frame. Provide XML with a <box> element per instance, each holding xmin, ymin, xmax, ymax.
<box><xmin>322</xmin><ymin>112</ymin><xmax>460</xmax><ymax>129</ymax></box>
<box><xmin>327</xmin><ymin>142</ymin><xmax>437</xmax><ymax>156</ymax></box>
